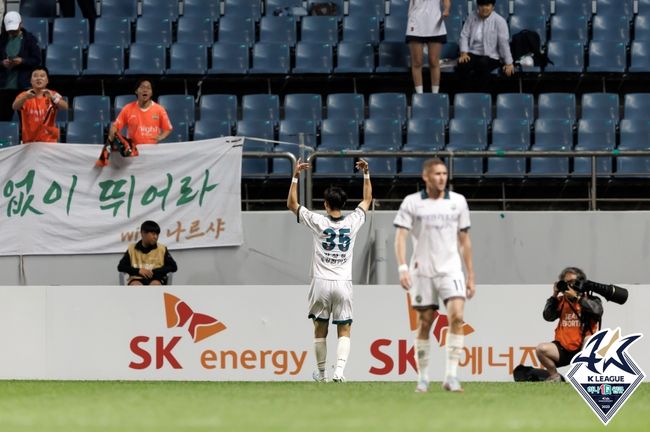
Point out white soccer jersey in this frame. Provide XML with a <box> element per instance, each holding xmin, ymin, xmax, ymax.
<box><xmin>393</xmin><ymin>190</ymin><xmax>470</xmax><ymax>277</ymax></box>
<box><xmin>298</xmin><ymin>206</ymin><xmax>366</xmax><ymax>281</ymax></box>
<box><xmin>406</xmin><ymin>0</ymin><xmax>447</xmax><ymax>37</ymax></box>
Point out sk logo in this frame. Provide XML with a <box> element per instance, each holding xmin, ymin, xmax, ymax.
<box><xmin>567</xmin><ymin>328</ymin><xmax>645</xmax><ymax>425</ymax></box>
<box><xmin>163</xmin><ymin>293</ymin><xmax>226</xmax><ymax>343</ymax></box>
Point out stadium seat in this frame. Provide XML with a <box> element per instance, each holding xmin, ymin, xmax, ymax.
<box><xmin>581</xmin><ymin>93</ymin><xmax>620</xmax><ymax>122</ymax></box>
<box><xmin>363</xmin><ymin>118</ymin><xmax>402</xmax><ymax>150</ymax></box>
<box><xmin>293</xmin><ymin>42</ymin><xmax>333</xmax><ymax>74</ymax></box>
<box><xmin>574</xmin><ymin>119</ymin><xmax>616</xmax><ymax>176</ymax></box>
<box><xmin>549</xmin><ymin>15</ymin><xmax>589</xmax><ymax>45</ymax></box>
<box><xmin>508</xmin><ymin>15</ymin><xmax>547</xmax><ymax>45</ymax></box>
<box><xmin>73</xmin><ymin>95</ymin><xmax>111</xmax><ymax>126</ymax></box>
<box><xmin>383</xmin><ymin>15</ymin><xmax>407</xmax><ymax>42</ymax></box>
<box><xmin>313</xmin><ymin>157</ymin><xmax>354</xmax><ymax>178</ymax></box>
<box><xmin>453</xmin><ymin>93</ymin><xmax>492</xmax><ymax>121</ymax></box>
<box><xmin>334</xmin><ymin>42</ymin><xmax>375</xmax><ymax>73</ymax></box>
<box><xmin>300</xmin><ymin>16</ymin><xmax>339</xmax><ymax>44</ymax></box>
<box><xmin>271</xmin><ymin>142</ymin><xmax>306</xmax><ymax>176</ymax></box>
<box><xmin>449</xmin><ymin>0</ymin><xmax>470</xmax><ymax>18</ymax></box>
<box><xmin>217</xmin><ymin>16</ymin><xmax>256</xmax><ymax>47</ymax></box>
<box><xmin>411</xmin><ymin>93</ymin><xmax>450</xmax><ymax>121</ymax></box>
<box><xmin>623</xmin><ymin>94</ymin><xmax>650</xmax><ymax>120</ymax></box>
<box><xmin>388</xmin><ymin>0</ymin><xmax>409</xmax><ymax>17</ymax></box>
<box><xmin>544</xmin><ymin>41</ymin><xmax>585</xmax><ymax>73</ymax></box>
<box><xmin>496</xmin><ymin>93</ymin><xmax>534</xmax><ymax>124</ymax></box>
<box><xmin>376</xmin><ymin>42</ymin><xmax>410</xmax><ymax>73</ymax></box>
<box><xmin>223</xmin><ymin>0</ymin><xmax>262</xmax><ymax>21</ymax></box>
<box><xmin>399</xmin><ymin>156</ymin><xmax>434</xmax><ymax>177</ymax></box>
<box><xmin>177</xmin><ymin>17</ymin><xmax>216</xmax><ymax>45</ymax></box>
<box><xmin>595</xmin><ymin>0</ymin><xmax>633</xmax><ymax>18</ymax></box>
<box><xmin>364</xmin><ymin>156</ymin><xmax>398</xmax><ymax>177</ymax></box>
<box><xmin>56</xmin><ymin>96</ymin><xmax>69</xmax><ymax>130</ymax></box>
<box><xmin>486</xmin><ymin>119</ymin><xmax>530</xmax><ymax>178</ymax></box>
<box><xmin>319</xmin><ymin>119</ymin><xmax>359</xmax><ymax>150</ymax></box>
<box><xmin>591</xmin><ymin>16</ymin><xmax>630</xmax><ymax>42</ymax></box>
<box><xmin>634</xmin><ymin>14</ymin><xmax>650</xmax><ymax>42</ymax></box>
<box><xmin>19</xmin><ymin>0</ymin><xmax>57</xmax><ymax>18</ymax></box>
<box><xmin>368</xmin><ymin>93</ymin><xmax>407</xmax><ymax>124</ymax></box>
<box><xmin>183</xmin><ymin>0</ymin><xmax>221</xmax><ymax>20</ymax></box>
<box><xmin>167</xmin><ymin>43</ymin><xmax>208</xmax><ymax>76</ymax></box>
<box><xmin>0</xmin><ymin>122</ymin><xmax>20</xmax><ymax>148</ymax></box>
<box><xmin>242</xmin><ymin>94</ymin><xmax>280</xmax><ymax>122</ymax></box>
<box><xmin>124</xmin><ymin>43</ymin><xmax>167</xmax><ymax>75</ymax></box>
<box><xmin>45</xmin><ymin>44</ymin><xmax>82</xmax><ymax>76</ymax></box>
<box><xmin>94</xmin><ymin>17</ymin><xmax>131</xmax><ymax>48</ymax></box>
<box><xmin>616</xmin><ymin>119</ymin><xmax>650</xmax><ymax>176</ymax></box>
<box><xmin>629</xmin><ymin>42</ymin><xmax>650</xmax><ymax>73</ymax></box>
<box><xmin>587</xmin><ymin>41</ymin><xmax>627</xmax><ymax>73</ymax></box>
<box><xmin>250</xmin><ymin>43</ymin><xmax>291</xmax><ymax>74</ymax></box>
<box><xmin>404</xmin><ymin>118</ymin><xmax>445</xmax><ymax>151</ymax></box>
<box><xmin>22</xmin><ymin>17</ymin><xmax>49</xmax><ymax>49</ymax></box>
<box><xmin>512</xmin><ymin>0</ymin><xmax>550</xmax><ymax>18</ymax></box>
<box><xmin>445</xmin><ymin>15</ymin><xmax>462</xmax><ymax>44</ymax></box>
<box><xmin>447</xmin><ymin>118</ymin><xmax>488</xmax><ymax>177</ymax></box>
<box><xmin>554</xmin><ymin>0</ymin><xmax>593</xmax><ymax>17</ymax></box>
<box><xmin>193</xmin><ymin>120</ymin><xmax>233</xmax><ymax>140</ymax></box>
<box><xmin>342</xmin><ymin>16</ymin><xmax>380</xmax><ymax>45</ymax></box>
<box><xmin>259</xmin><ymin>16</ymin><xmax>297</xmax><ymax>46</ymax></box>
<box><xmin>349</xmin><ymin>0</ymin><xmax>385</xmax><ymax>20</ymax></box>
<box><xmin>158</xmin><ymin>95</ymin><xmax>196</xmax><ymax>127</ymax></box>
<box><xmin>64</xmin><ymin>121</ymin><xmax>105</xmax><ymax>144</ymax></box>
<box><xmin>242</xmin><ymin>156</ymin><xmax>269</xmax><ymax>179</ymax></box>
<box><xmin>209</xmin><ymin>43</ymin><xmax>250</xmax><ymax>75</ymax></box>
<box><xmin>441</xmin><ymin>42</ymin><xmax>460</xmax><ymax>61</ymax></box>
<box><xmin>100</xmin><ymin>0</ymin><xmax>138</xmax><ymax>21</ymax></box>
<box><xmin>160</xmin><ymin>122</ymin><xmax>190</xmax><ymax>143</ymax></box>
<box><xmin>284</xmin><ymin>94</ymin><xmax>322</xmax><ymax>122</ymax></box>
<box><xmin>537</xmin><ymin>93</ymin><xmax>576</xmax><ymax>120</ymax></box>
<box><xmin>640</xmin><ymin>0</ymin><xmax>650</xmax><ymax>14</ymax></box>
<box><xmin>493</xmin><ymin>0</ymin><xmax>510</xmax><ymax>18</ymax></box>
<box><xmin>236</xmin><ymin>120</ymin><xmax>275</xmax><ymax>141</ymax></box>
<box><xmin>114</xmin><ymin>94</ymin><xmax>137</xmax><ymax>116</ymax></box>
<box><xmin>52</xmin><ymin>18</ymin><xmax>89</xmax><ymax>49</ymax></box>
<box><xmin>83</xmin><ymin>44</ymin><xmax>124</xmax><ymax>76</ymax></box>
<box><xmin>279</xmin><ymin>119</ymin><xmax>317</xmax><ymax>147</ymax></box>
<box><xmin>141</xmin><ymin>0</ymin><xmax>179</xmax><ymax>21</ymax></box>
<box><xmin>531</xmin><ymin>119</ymin><xmax>573</xmax><ymax>177</ymax></box>
<box><xmin>306</xmin><ymin>0</ymin><xmax>344</xmax><ymax>17</ymax></box>
<box><xmin>266</xmin><ymin>0</ymin><xmax>304</xmax><ymax>12</ymax></box>
<box><xmin>135</xmin><ymin>17</ymin><xmax>173</xmax><ymax>47</ymax></box>
<box><xmin>326</xmin><ymin>93</ymin><xmax>365</xmax><ymax>122</ymax></box>
<box><xmin>200</xmin><ymin>94</ymin><xmax>238</xmax><ymax>123</ymax></box>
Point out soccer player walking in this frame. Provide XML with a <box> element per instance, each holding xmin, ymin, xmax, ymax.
<box><xmin>394</xmin><ymin>158</ymin><xmax>475</xmax><ymax>392</ymax></box>
<box><xmin>287</xmin><ymin>158</ymin><xmax>372</xmax><ymax>382</ymax></box>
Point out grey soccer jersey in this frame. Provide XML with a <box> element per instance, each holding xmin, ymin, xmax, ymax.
<box><xmin>298</xmin><ymin>206</ymin><xmax>366</xmax><ymax>281</ymax></box>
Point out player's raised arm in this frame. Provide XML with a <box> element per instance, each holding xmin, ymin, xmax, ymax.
<box><xmin>356</xmin><ymin>159</ymin><xmax>372</xmax><ymax>212</ymax></box>
<box><xmin>286</xmin><ymin>158</ymin><xmax>311</xmax><ymax>215</ymax></box>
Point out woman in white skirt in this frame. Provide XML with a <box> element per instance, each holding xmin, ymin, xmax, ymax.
<box><xmin>406</xmin><ymin>0</ymin><xmax>450</xmax><ymax>93</ymax></box>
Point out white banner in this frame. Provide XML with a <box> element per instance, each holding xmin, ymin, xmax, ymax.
<box><xmin>0</xmin><ymin>138</ymin><xmax>244</xmax><ymax>255</ymax></box>
<box><xmin>0</xmin><ymin>285</ymin><xmax>646</xmax><ymax>381</ymax></box>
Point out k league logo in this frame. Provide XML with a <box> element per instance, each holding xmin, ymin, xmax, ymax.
<box><xmin>567</xmin><ymin>328</ymin><xmax>645</xmax><ymax>425</ymax></box>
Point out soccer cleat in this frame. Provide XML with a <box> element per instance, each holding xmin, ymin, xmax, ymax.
<box><xmin>415</xmin><ymin>379</ymin><xmax>429</xmax><ymax>393</ymax></box>
<box><xmin>332</xmin><ymin>374</ymin><xmax>346</xmax><ymax>383</ymax></box>
<box><xmin>442</xmin><ymin>376</ymin><xmax>464</xmax><ymax>393</ymax></box>
<box><xmin>312</xmin><ymin>369</ymin><xmax>327</xmax><ymax>383</ymax></box>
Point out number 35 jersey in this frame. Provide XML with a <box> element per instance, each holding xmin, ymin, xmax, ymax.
<box><xmin>298</xmin><ymin>206</ymin><xmax>366</xmax><ymax>281</ymax></box>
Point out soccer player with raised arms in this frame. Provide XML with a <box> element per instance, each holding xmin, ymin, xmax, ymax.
<box><xmin>394</xmin><ymin>158</ymin><xmax>475</xmax><ymax>392</ymax></box>
<box><xmin>287</xmin><ymin>158</ymin><xmax>372</xmax><ymax>382</ymax></box>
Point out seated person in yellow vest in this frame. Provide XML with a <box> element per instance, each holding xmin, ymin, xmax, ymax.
<box><xmin>117</xmin><ymin>220</ymin><xmax>177</xmax><ymax>285</ymax></box>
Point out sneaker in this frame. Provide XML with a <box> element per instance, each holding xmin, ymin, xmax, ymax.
<box><xmin>312</xmin><ymin>369</ymin><xmax>327</xmax><ymax>383</ymax></box>
<box><xmin>442</xmin><ymin>376</ymin><xmax>464</xmax><ymax>393</ymax></box>
<box><xmin>332</xmin><ymin>374</ymin><xmax>346</xmax><ymax>383</ymax></box>
<box><xmin>415</xmin><ymin>379</ymin><xmax>429</xmax><ymax>393</ymax></box>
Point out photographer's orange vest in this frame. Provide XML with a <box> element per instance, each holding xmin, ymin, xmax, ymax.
<box><xmin>554</xmin><ymin>297</ymin><xmax>598</xmax><ymax>351</ymax></box>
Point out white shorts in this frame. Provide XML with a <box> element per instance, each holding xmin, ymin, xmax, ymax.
<box><xmin>308</xmin><ymin>279</ymin><xmax>353</xmax><ymax>324</ymax></box>
<box><xmin>409</xmin><ymin>273</ymin><xmax>466</xmax><ymax>309</ymax></box>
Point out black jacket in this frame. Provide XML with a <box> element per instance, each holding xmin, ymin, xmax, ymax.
<box><xmin>0</xmin><ymin>29</ymin><xmax>42</xmax><ymax>89</ymax></box>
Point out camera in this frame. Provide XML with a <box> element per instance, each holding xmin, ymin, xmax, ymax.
<box><xmin>556</xmin><ymin>279</ymin><xmax>628</xmax><ymax>305</ymax></box>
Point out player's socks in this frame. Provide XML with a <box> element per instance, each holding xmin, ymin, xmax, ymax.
<box><xmin>314</xmin><ymin>338</ymin><xmax>327</xmax><ymax>379</ymax></box>
<box><xmin>445</xmin><ymin>333</ymin><xmax>464</xmax><ymax>378</ymax></box>
<box><xmin>333</xmin><ymin>336</ymin><xmax>350</xmax><ymax>379</ymax></box>
<box><xmin>415</xmin><ymin>338</ymin><xmax>431</xmax><ymax>383</ymax></box>
<box><xmin>432</xmin><ymin>85</ymin><xmax>440</xmax><ymax>94</ymax></box>
<box><xmin>415</xmin><ymin>85</ymin><xmax>423</xmax><ymax>94</ymax></box>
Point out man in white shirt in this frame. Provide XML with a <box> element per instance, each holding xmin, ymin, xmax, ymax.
<box><xmin>394</xmin><ymin>158</ymin><xmax>476</xmax><ymax>393</ymax></box>
<box><xmin>287</xmin><ymin>158</ymin><xmax>372</xmax><ymax>382</ymax></box>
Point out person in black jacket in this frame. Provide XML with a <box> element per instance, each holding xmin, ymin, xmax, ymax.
<box><xmin>59</xmin><ymin>0</ymin><xmax>97</xmax><ymax>28</ymax></box>
<box><xmin>1</xmin><ymin>11</ymin><xmax>41</xmax><ymax>121</ymax></box>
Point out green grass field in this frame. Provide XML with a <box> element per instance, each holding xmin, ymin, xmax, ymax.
<box><xmin>0</xmin><ymin>381</ymin><xmax>648</xmax><ymax>432</ymax></box>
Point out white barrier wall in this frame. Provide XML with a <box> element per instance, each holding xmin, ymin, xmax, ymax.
<box><xmin>1</xmin><ymin>285</ymin><xmax>646</xmax><ymax>381</ymax></box>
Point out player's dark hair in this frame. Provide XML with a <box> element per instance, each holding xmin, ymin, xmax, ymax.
<box><xmin>32</xmin><ymin>66</ymin><xmax>49</xmax><ymax>77</ymax></box>
<box><xmin>477</xmin><ymin>0</ymin><xmax>496</xmax><ymax>5</ymax></box>
<box><xmin>141</xmin><ymin>220</ymin><xmax>161</xmax><ymax>234</ymax></box>
<box><xmin>324</xmin><ymin>186</ymin><xmax>347</xmax><ymax>211</ymax></box>
<box><xmin>135</xmin><ymin>79</ymin><xmax>152</xmax><ymax>91</ymax></box>
<box><xmin>558</xmin><ymin>266</ymin><xmax>586</xmax><ymax>282</ymax></box>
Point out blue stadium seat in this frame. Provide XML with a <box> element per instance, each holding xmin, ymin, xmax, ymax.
<box><xmin>209</xmin><ymin>43</ymin><xmax>250</xmax><ymax>75</ymax></box>
<box><xmin>640</xmin><ymin>0</ymin><xmax>650</xmax><ymax>14</ymax></box>
<box><xmin>364</xmin><ymin>156</ymin><xmax>398</xmax><ymax>177</ymax></box>
<box><xmin>554</xmin><ymin>0</ymin><xmax>593</xmax><ymax>17</ymax></box>
<box><xmin>0</xmin><ymin>122</ymin><xmax>20</xmax><ymax>148</ymax></box>
<box><xmin>193</xmin><ymin>120</ymin><xmax>233</xmax><ymax>140</ymax></box>
<box><xmin>342</xmin><ymin>16</ymin><xmax>380</xmax><ymax>45</ymax></box>
<box><xmin>19</xmin><ymin>0</ymin><xmax>57</xmax><ymax>18</ymax></box>
<box><xmin>184</xmin><ymin>0</ymin><xmax>221</xmax><ymax>20</ymax></box>
<box><xmin>509</xmin><ymin>15</ymin><xmax>547</xmax><ymax>44</ymax></box>
<box><xmin>284</xmin><ymin>94</ymin><xmax>322</xmax><ymax>122</ymax></box>
<box><xmin>250</xmin><ymin>43</ymin><xmax>291</xmax><ymax>74</ymax></box>
<box><xmin>259</xmin><ymin>16</ymin><xmax>297</xmax><ymax>46</ymax></box>
<box><xmin>587</xmin><ymin>41</ymin><xmax>627</xmax><ymax>73</ymax></box>
<box><xmin>300</xmin><ymin>16</ymin><xmax>338</xmax><ymax>44</ymax></box>
<box><xmin>537</xmin><ymin>93</ymin><xmax>576</xmax><ymax>120</ymax></box>
<box><xmin>441</xmin><ymin>42</ymin><xmax>460</xmax><ymax>62</ymax></box>
<box><xmin>279</xmin><ymin>119</ymin><xmax>317</xmax><ymax>147</ymax></box>
<box><xmin>383</xmin><ymin>15</ymin><xmax>407</xmax><ymax>42</ymax></box>
<box><xmin>486</xmin><ymin>119</ymin><xmax>530</xmax><ymax>178</ymax></box>
<box><xmin>388</xmin><ymin>0</ymin><xmax>409</xmax><ymax>17</ymax></box>
<box><xmin>411</xmin><ymin>93</ymin><xmax>450</xmax><ymax>120</ymax></box>
<box><xmin>242</xmin><ymin>156</ymin><xmax>269</xmax><ymax>179</ymax></box>
<box><xmin>293</xmin><ymin>42</ymin><xmax>333</xmax><ymax>74</ymax></box>
<box><xmin>530</xmin><ymin>119</ymin><xmax>573</xmax><ymax>177</ymax></box>
<box><xmin>377</xmin><ymin>42</ymin><xmax>410</xmax><ymax>73</ymax></box>
<box><xmin>550</xmin><ymin>15</ymin><xmax>589</xmax><ymax>45</ymax></box>
<box><xmin>124</xmin><ymin>43</ymin><xmax>167</xmax><ymax>75</ymax></box>
<box><xmin>453</xmin><ymin>93</ymin><xmax>492</xmax><ymax>121</ymax></box>
<box><xmin>363</xmin><ymin>118</ymin><xmax>402</xmax><ymax>150</ymax></box>
<box><xmin>319</xmin><ymin>119</ymin><xmax>359</xmax><ymax>150</ymax></box>
<box><xmin>512</xmin><ymin>0</ymin><xmax>550</xmax><ymax>18</ymax></box>
<box><xmin>574</xmin><ymin>119</ymin><xmax>616</xmax><ymax>176</ymax></box>
<box><xmin>634</xmin><ymin>14</ymin><xmax>650</xmax><ymax>41</ymax></box>
<box><xmin>595</xmin><ymin>0</ymin><xmax>633</xmax><ymax>17</ymax></box>
<box><xmin>236</xmin><ymin>120</ymin><xmax>275</xmax><ymax>141</ymax></box>
<box><xmin>177</xmin><ymin>17</ymin><xmax>216</xmax><ymax>45</ymax></box>
<box><xmin>158</xmin><ymin>95</ymin><xmax>196</xmax><ymax>127</ymax></box>
<box><xmin>45</xmin><ymin>44</ymin><xmax>82</xmax><ymax>76</ymax></box>
<box><xmin>327</xmin><ymin>93</ymin><xmax>365</xmax><ymax>122</ymax></box>
<box><xmin>22</xmin><ymin>17</ymin><xmax>49</xmax><ymax>49</ymax></box>
<box><xmin>349</xmin><ymin>0</ymin><xmax>385</xmax><ymax>19</ymax></box>
<box><xmin>242</xmin><ymin>94</ymin><xmax>280</xmax><ymax>122</ymax></box>
<box><xmin>167</xmin><ymin>43</ymin><xmax>208</xmax><ymax>76</ymax></box>
<box><xmin>445</xmin><ymin>15</ymin><xmax>463</xmax><ymax>44</ymax></box>
<box><xmin>447</xmin><ymin>119</ymin><xmax>487</xmax><ymax>176</ymax></box>
<box><xmin>335</xmin><ymin>42</ymin><xmax>375</xmax><ymax>73</ymax></box>
<box><xmin>405</xmin><ymin>118</ymin><xmax>445</xmax><ymax>151</ymax></box>
<box><xmin>84</xmin><ymin>44</ymin><xmax>124</xmax><ymax>76</ymax></box>
<box><xmin>400</xmin><ymin>157</ymin><xmax>434</xmax><ymax>177</ymax></box>
<box><xmin>135</xmin><ymin>17</ymin><xmax>173</xmax><ymax>47</ymax></box>
<box><xmin>64</xmin><ymin>121</ymin><xmax>105</xmax><ymax>144</ymax></box>
<box><xmin>267</xmin><ymin>0</ymin><xmax>304</xmax><ymax>12</ymax></box>
<box><xmin>306</xmin><ymin>0</ymin><xmax>344</xmax><ymax>17</ymax></box>
<box><xmin>496</xmin><ymin>93</ymin><xmax>535</xmax><ymax>124</ymax></box>
<box><xmin>544</xmin><ymin>41</ymin><xmax>585</xmax><ymax>73</ymax></box>
<box><xmin>141</xmin><ymin>0</ymin><xmax>179</xmax><ymax>21</ymax></box>
<box><xmin>94</xmin><ymin>17</ymin><xmax>131</xmax><ymax>48</ymax></box>
<box><xmin>581</xmin><ymin>93</ymin><xmax>620</xmax><ymax>122</ymax></box>
<box><xmin>160</xmin><ymin>122</ymin><xmax>190</xmax><ymax>143</ymax></box>
<box><xmin>114</xmin><ymin>95</ymin><xmax>136</xmax><ymax>117</ymax></box>
<box><xmin>73</xmin><ymin>95</ymin><xmax>111</xmax><ymax>126</ymax></box>
<box><xmin>450</xmin><ymin>0</ymin><xmax>470</xmax><ymax>18</ymax></box>
<box><xmin>224</xmin><ymin>0</ymin><xmax>262</xmax><ymax>21</ymax></box>
<box><xmin>100</xmin><ymin>0</ymin><xmax>138</xmax><ymax>21</ymax></box>
<box><xmin>313</xmin><ymin>157</ymin><xmax>354</xmax><ymax>178</ymax></box>
<box><xmin>52</xmin><ymin>18</ymin><xmax>89</xmax><ymax>49</ymax></box>
<box><xmin>616</xmin><ymin>119</ymin><xmax>650</xmax><ymax>176</ymax></box>
<box><xmin>218</xmin><ymin>16</ymin><xmax>256</xmax><ymax>46</ymax></box>
<box><xmin>629</xmin><ymin>42</ymin><xmax>650</xmax><ymax>73</ymax></box>
<box><xmin>56</xmin><ymin>96</ymin><xmax>69</xmax><ymax>130</ymax></box>
<box><xmin>493</xmin><ymin>0</ymin><xmax>510</xmax><ymax>18</ymax></box>
<box><xmin>271</xmin><ymin>142</ymin><xmax>307</xmax><ymax>176</ymax></box>
<box><xmin>624</xmin><ymin>94</ymin><xmax>650</xmax><ymax>120</ymax></box>
<box><xmin>368</xmin><ymin>93</ymin><xmax>407</xmax><ymax>124</ymax></box>
<box><xmin>591</xmin><ymin>16</ymin><xmax>630</xmax><ymax>42</ymax></box>
<box><xmin>200</xmin><ymin>94</ymin><xmax>238</xmax><ymax>123</ymax></box>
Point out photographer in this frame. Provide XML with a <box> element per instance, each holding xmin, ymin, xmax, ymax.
<box><xmin>535</xmin><ymin>267</ymin><xmax>603</xmax><ymax>382</ymax></box>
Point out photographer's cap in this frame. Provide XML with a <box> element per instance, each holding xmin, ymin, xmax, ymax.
<box><xmin>4</xmin><ymin>12</ymin><xmax>22</xmax><ymax>31</ymax></box>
